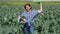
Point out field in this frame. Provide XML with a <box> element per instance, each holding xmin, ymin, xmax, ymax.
<box><xmin>0</xmin><ymin>2</ymin><xmax>60</xmax><ymax>34</ymax></box>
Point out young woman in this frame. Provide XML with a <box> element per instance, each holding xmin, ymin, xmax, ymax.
<box><xmin>18</xmin><ymin>3</ymin><xmax>43</xmax><ymax>34</ymax></box>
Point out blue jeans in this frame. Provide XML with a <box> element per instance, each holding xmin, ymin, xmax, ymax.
<box><xmin>24</xmin><ymin>26</ymin><xmax>34</xmax><ymax>34</ymax></box>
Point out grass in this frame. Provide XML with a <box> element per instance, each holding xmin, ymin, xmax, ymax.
<box><xmin>42</xmin><ymin>1</ymin><xmax>60</xmax><ymax>4</ymax></box>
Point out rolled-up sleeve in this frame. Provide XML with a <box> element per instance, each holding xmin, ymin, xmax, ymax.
<box><xmin>38</xmin><ymin>10</ymin><xmax>40</xmax><ymax>13</ymax></box>
<box><xmin>18</xmin><ymin>12</ymin><xmax>24</xmax><ymax>22</ymax></box>
<box><xmin>17</xmin><ymin>16</ymin><xmax>21</xmax><ymax>24</ymax></box>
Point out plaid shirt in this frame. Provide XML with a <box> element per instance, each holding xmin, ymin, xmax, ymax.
<box><xmin>18</xmin><ymin>10</ymin><xmax>40</xmax><ymax>26</ymax></box>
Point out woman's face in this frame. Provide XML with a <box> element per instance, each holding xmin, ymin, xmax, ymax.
<box><xmin>25</xmin><ymin>5</ymin><xmax>31</xmax><ymax>12</ymax></box>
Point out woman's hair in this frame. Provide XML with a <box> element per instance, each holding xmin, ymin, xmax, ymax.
<box><xmin>24</xmin><ymin>3</ymin><xmax>32</xmax><ymax>9</ymax></box>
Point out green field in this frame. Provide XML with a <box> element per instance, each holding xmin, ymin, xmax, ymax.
<box><xmin>0</xmin><ymin>2</ymin><xmax>60</xmax><ymax>34</ymax></box>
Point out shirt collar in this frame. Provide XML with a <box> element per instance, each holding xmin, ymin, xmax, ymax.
<box><xmin>25</xmin><ymin>10</ymin><xmax>32</xmax><ymax>14</ymax></box>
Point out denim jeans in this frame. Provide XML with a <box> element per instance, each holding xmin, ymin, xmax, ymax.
<box><xmin>24</xmin><ymin>26</ymin><xmax>34</xmax><ymax>34</ymax></box>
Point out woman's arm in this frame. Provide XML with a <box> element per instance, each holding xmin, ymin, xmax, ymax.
<box><xmin>38</xmin><ymin>3</ymin><xmax>43</xmax><ymax>13</ymax></box>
